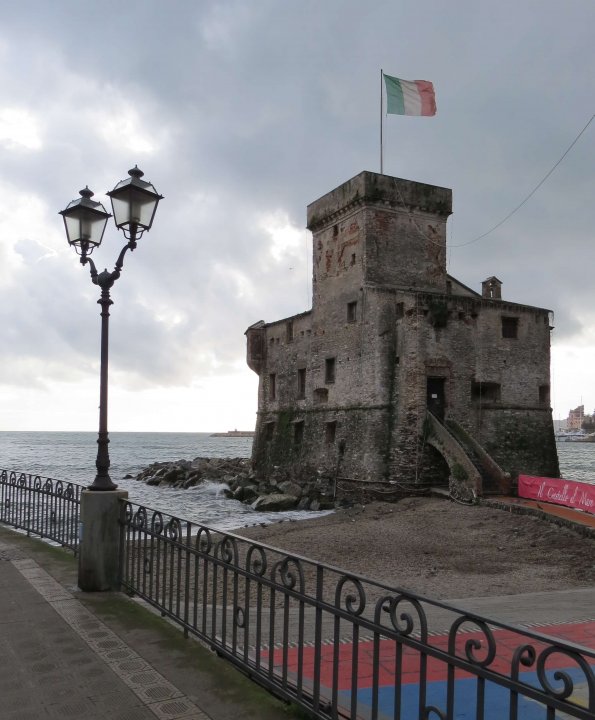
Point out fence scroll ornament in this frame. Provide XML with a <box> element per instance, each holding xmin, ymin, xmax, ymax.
<box><xmin>117</xmin><ymin>500</ymin><xmax>595</xmax><ymax>720</ymax></box>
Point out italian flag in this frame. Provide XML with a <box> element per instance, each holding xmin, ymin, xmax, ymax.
<box><xmin>383</xmin><ymin>74</ymin><xmax>436</xmax><ymax>116</ymax></box>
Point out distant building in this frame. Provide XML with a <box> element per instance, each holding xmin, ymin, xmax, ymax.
<box><xmin>246</xmin><ymin>172</ymin><xmax>559</xmax><ymax>496</ymax></box>
<box><xmin>567</xmin><ymin>405</ymin><xmax>585</xmax><ymax>429</ymax></box>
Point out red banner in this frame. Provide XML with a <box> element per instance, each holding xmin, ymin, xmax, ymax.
<box><xmin>518</xmin><ymin>475</ymin><xmax>595</xmax><ymax>515</ymax></box>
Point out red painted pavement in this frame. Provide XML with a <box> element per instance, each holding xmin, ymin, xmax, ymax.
<box><xmin>265</xmin><ymin>619</ymin><xmax>595</xmax><ymax>691</ymax></box>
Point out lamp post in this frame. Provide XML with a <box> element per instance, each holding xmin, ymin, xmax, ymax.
<box><xmin>60</xmin><ymin>167</ymin><xmax>163</xmax><ymax>491</ymax></box>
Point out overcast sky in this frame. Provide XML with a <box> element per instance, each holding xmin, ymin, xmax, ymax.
<box><xmin>0</xmin><ymin>0</ymin><xmax>593</xmax><ymax>432</ymax></box>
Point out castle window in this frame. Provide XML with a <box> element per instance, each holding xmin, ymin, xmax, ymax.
<box><xmin>539</xmin><ymin>384</ymin><xmax>550</xmax><ymax>405</ymax></box>
<box><xmin>293</xmin><ymin>421</ymin><xmax>304</xmax><ymax>447</ymax></box>
<box><xmin>501</xmin><ymin>316</ymin><xmax>519</xmax><ymax>339</ymax></box>
<box><xmin>396</xmin><ymin>302</ymin><xmax>404</xmax><ymax>319</ymax></box>
<box><xmin>264</xmin><ymin>422</ymin><xmax>275</xmax><ymax>441</ymax></box>
<box><xmin>325</xmin><ymin>421</ymin><xmax>337</xmax><ymax>444</ymax></box>
<box><xmin>471</xmin><ymin>381</ymin><xmax>501</xmax><ymax>403</ymax></box>
<box><xmin>297</xmin><ymin>368</ymin><xmax>306</xmax><ymax>399</ymax></box>
<box><xmin>269</xmin><ymin>373</ymin><xmax>277</xmax><ymax>401</ymax></box>
<box><xmin>350</xmin><ymin>253</ymin><xmax>356</xmax><ymax>266</ymax></box>
<box><xmin>286</xmin><ymin>320</ymin><xmax>294</xmax><ymax>343</ymax></box>
<box><xmin>347</xmin><ymin>301</ymin><xmax>357</xmax><ymax>323</ymax></box>
<box><xmin>325</xmin><ymin>357</ymin><xmax>336</xmax><ymax>384</ymax></box>
<box><xmin>314</xmin><ymin>388</ymin><xmax>328</xmax><ymax>404</ymax></box>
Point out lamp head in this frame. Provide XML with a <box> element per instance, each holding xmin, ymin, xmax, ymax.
<box><xmin>59</xmin><ymin>187</ymin><xmax>111</xmax><ymax>259</ymax></box>
<box><xmin>107</xmin><ymin>166</ymin><xmax>163</xmax><ymax>240</ymax></box>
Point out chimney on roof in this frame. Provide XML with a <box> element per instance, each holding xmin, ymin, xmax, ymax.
<box><xmin>482</xmin><ymin>276</ymin><xmax>502</xmax><ymax>299</ymax></box>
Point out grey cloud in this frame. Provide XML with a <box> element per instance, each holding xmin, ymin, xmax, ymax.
<box><xmin>0</xmin><ymin>0</ymin><xmax>593</xmax><ymax>425</ymax></box>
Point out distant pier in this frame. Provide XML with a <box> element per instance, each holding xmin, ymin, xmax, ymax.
<box><xmin>210</xmin><ymin>430</ymin><xmax>255</xmax><ymax>438</ymax></box>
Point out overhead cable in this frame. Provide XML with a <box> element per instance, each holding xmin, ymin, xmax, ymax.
<box><xmin>451</xmin><ymin>112</ymin><xmax>595</xmax><ymax>248</ymax></box>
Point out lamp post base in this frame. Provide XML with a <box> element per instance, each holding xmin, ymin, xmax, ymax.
<box><xmin>88</xmin><ymin>475</ymin><xmax>118</xmax><ymax>491</ymax></box>
<box><xmin>78</xmin><ymin>489</ymin><xmax>128</xmax><ymax>592</ymax></box>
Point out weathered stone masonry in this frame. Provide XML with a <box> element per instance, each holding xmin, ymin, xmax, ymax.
<box><xmin>246</xmin><ymin>171</ymin><xmax>559</xmax><ymax>494</ymax></box>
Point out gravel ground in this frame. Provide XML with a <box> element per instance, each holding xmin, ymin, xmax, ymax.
<box><xmin>234</xmin><ymin>497</ymin><xmax>595</xmax><ymax>600</ymax></box>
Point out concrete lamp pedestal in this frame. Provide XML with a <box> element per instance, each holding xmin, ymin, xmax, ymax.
<box><xmin>78</xmin><ymin>489</ymin><xmax>128</xmax><ymax>592</ymax></box>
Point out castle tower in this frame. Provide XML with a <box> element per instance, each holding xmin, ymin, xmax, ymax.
<box><xmin>307</xmin><ymin>171</ymin><xmax>452</xmax><ymax>311</ymax></box>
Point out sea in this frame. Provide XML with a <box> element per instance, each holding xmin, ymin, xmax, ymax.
<box><xmin>0</xmin><ymin>432</ymin><xmax>593</xmax><ymax>531</ymax></box>
<box><xmin>0</xmin><ymin>431</ymin><xmax>333</xmax><ymax>532</ymax></box>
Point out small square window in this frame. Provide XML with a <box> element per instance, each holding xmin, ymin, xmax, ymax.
<box><xmin>325</xmin><ymin>357</ymin><xmax>336</xmax><ymax>384</ymax></box>
<box><xmin>471</xmin><ymin>381</ymin><xmax>501</xmax><ymax>402</ymax></box>
<box><xmin>314</xmin><ymin>388</ymin><xmax>329</xmax><ymax>404</ymax></box>
<box><xmin>347</xmin><ymin>301</ymin><xmax>357</xmax><ymax>323</ymax></box>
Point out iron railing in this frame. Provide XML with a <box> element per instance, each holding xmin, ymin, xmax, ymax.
<box><xmin>0</xmin><ymin>469</ymin><xmax>81</xmax><ymax>552</ymax></box>
<box><xmin>119</xmin><ymin>500</ymin><xmax>595</xmax><ymax>720</ymax></box>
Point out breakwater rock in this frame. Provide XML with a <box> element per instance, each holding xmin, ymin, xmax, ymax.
<box><xmin>130</xmin><ymin>457</ymin><xmax>337</xmax><ymax>512</ymax></box>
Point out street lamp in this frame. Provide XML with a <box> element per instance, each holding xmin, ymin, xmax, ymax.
<box><xmin>60</xmin><ymin>167</ymin><xmax>163</xmax><ymax>491</ymax></box>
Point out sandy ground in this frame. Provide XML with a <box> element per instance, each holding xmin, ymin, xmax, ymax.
<box><xmin>234</xmin><ymin>497</ymin><xmax>595</xmax><ymax>600</ymax></box>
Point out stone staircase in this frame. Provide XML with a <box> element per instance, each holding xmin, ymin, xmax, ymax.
<box><xmin>425</xmin><ymin>412</ymin><xmax>511</xmax><ymax>497</ymax></box>
<box><xmin>446</xmin><ymin>419</ymin><xmax>511</xmax><ymax>494</ymax></box>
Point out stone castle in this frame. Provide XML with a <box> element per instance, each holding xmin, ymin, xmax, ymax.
<box><xmin>246</xmin><ymin>171</ymin><xmax>559</xmax><ymax>498</ymax></box>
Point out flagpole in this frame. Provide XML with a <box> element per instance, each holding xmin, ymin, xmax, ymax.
<box><xmin>380</xmin><ymin>68</ymin><xmax>384</xmax><ymax>174</ymax></box>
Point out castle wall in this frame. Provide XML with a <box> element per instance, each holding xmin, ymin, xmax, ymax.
<box><xmin>388</xmin><ymin>291</ymin><xmax>558</xmax><ymax>482</ymax></box>
<box><xmin>251</xmin><ymin>288</ymin><xmax>395</xmax><ymax>482</ymax></box>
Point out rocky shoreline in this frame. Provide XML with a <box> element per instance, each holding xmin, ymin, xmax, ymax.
<box><xmin>129</xmin><ymin>457</ymin><xmax>338</xmax><ymax>512</ymax></box>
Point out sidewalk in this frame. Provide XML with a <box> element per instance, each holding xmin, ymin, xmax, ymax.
<box><xmin>0</xmin><ymin>526</ymin><xmax>300</xmax><ymax>720</ymax></box>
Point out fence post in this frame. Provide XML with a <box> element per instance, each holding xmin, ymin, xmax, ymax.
<box><xmin>78</xmin><ymin>489</ymin><xmax>128</xmax><ymax>591</ymax></box>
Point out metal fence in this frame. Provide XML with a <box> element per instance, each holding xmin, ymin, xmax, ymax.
<box><xmin>0</xmin><ymin>469</ymin><xmax>81</xmax><ymax>552</ymax></box>
<box><xmin>119</xmin><ymin>500</ymin><xmax>595</xmax><ymax>720</ymax></box>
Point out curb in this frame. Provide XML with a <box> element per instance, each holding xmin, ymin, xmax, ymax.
<box><xmin>479</xmin><ymin>498</ymin><xmax>595</xmax><ymax>539</ymax></box>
